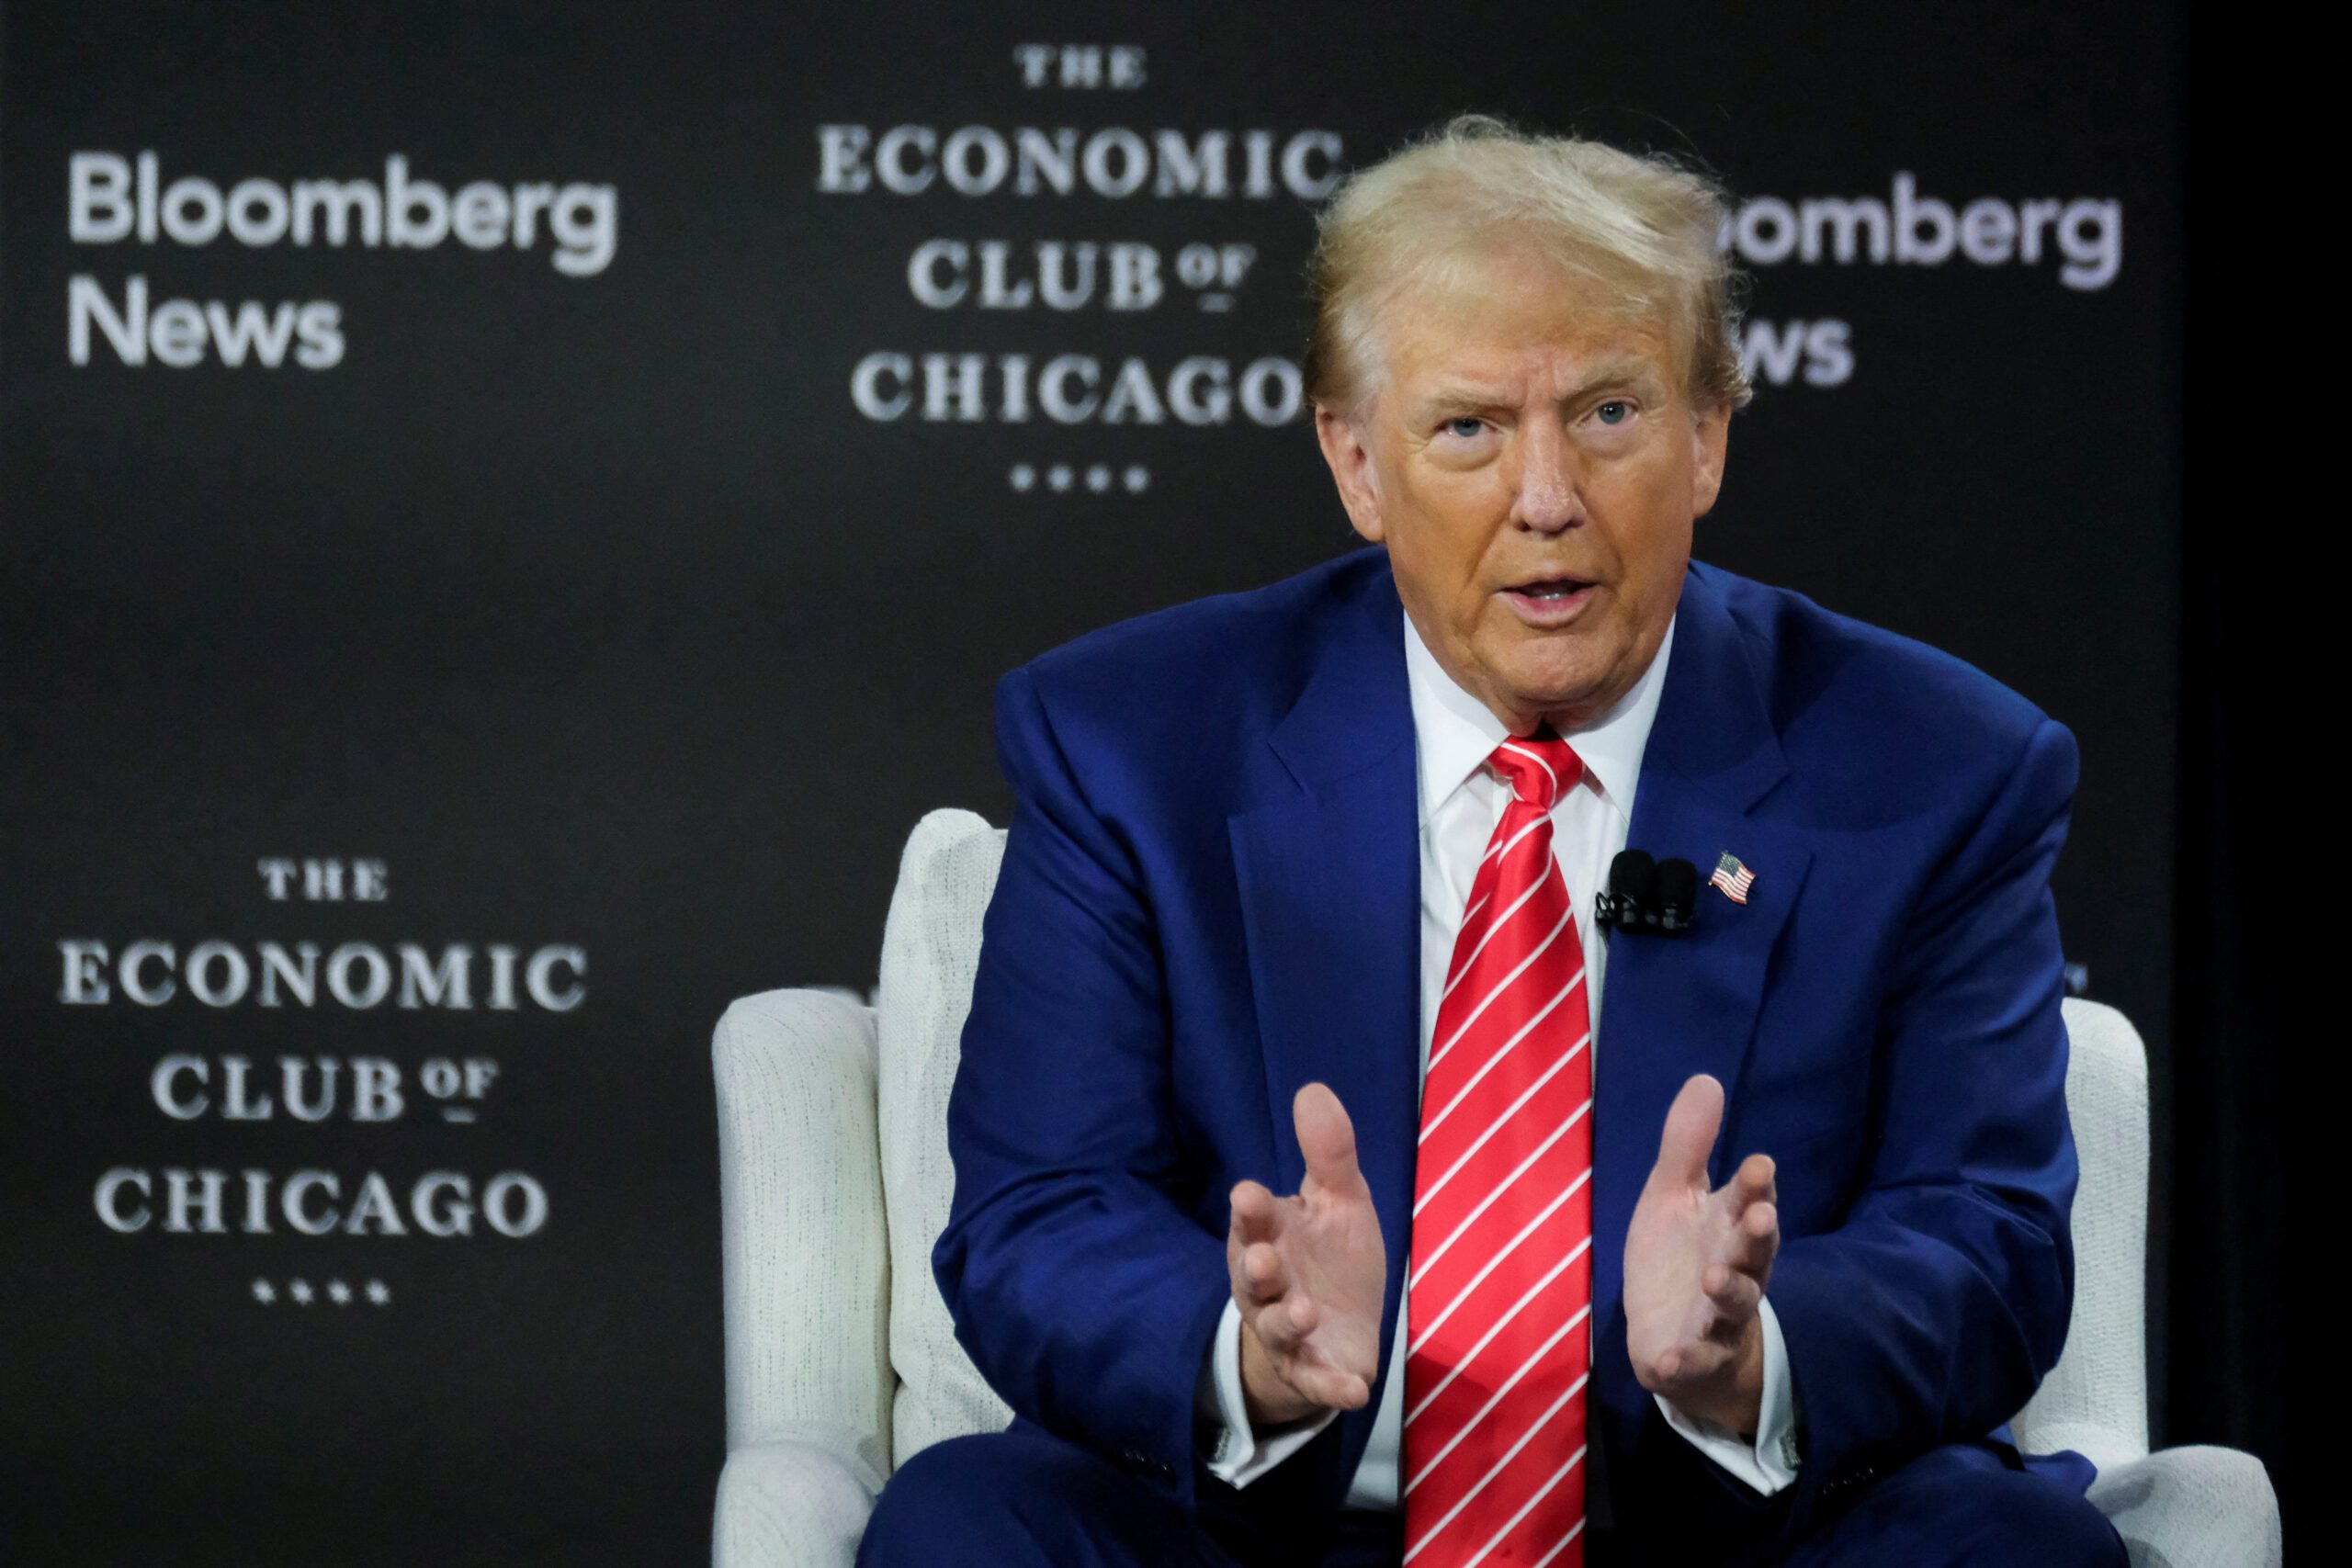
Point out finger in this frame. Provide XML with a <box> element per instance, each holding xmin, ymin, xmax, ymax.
<box><xmin>1708</xmin><ymin>1154</ymin><xmax>1774</xmax><ymax>1243</ymax></box>
<box><xmin>1238</xmin><ymin>1239</ymin><xmax>1291</xmax><ymax>1304</ymax></box>
<box><xmin>1726</xmin><ymin>1152</ymin><xmax>1776</xmax><ymax>1207</ymax></box>
<box><xmin>1646</xmin><ymin>1075</ymin><xmax>1724</xmax><ymax>1198</ymax></box>
<box><xmin>1228</xmin><ymin>1180</ymin><xmax>1281</xmax><ymax>1247</ymax></box>
<box><xmin>1702</xmin><ymin>1261</ymin><xmax>1763</xmax><ymax>1322</ymax></box>
<box><xmin>1296</xmin><ymin>1365</ymin><xmax>1372</xmax><ymax>1411</ymax></box>
<box><xmin>1246</xmin><ymin>1295</ymin><xmax>1303</xmax><ymax>1358</ymax></box>
<box><xmin>1294</xmin><ymin>1082</ymin><xmax>1367</xmax><ymax>1200</ymax></box>
<box><xmin>1248</xmin><ymin>1292</ymin><xmax>1320</xmax><ymax>1360</ymax></box>
<box><xmin>1282</xmin><ymin>1325</ymin><xmax>1370</xmax><ymax>1410</ymax></box>
<box><xmin>1713</xmin><ymin>1197</ymin><xmax>1779</xmax><ymax>1274</ymax></box>
<box><xmin>1246</xmin><ymin>1295</ymin><xmax>1372</xmax><ymax>1412</ymax></box>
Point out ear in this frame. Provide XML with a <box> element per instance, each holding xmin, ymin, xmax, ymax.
<box><xmin>1316</xmin><ymin>403</ymin><xmax>1386</xmax><ymax>543</ymax></box>
<box><xmin>1690</xmin><ymin>401</ymin><xmax>1732</xmax><ymax>518</ymax></box>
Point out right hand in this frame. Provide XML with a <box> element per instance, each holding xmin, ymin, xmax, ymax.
<box><xmin>1226</xmin><ymin>1081</ymin><xmax>1386</xmax><ymax>1427</ymax></box>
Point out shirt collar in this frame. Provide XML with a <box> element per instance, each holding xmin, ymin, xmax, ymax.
<box><xmin>1402</xmin><ymin>605</ymin><xmax>1677</xmax><ymax>827</ymax></box>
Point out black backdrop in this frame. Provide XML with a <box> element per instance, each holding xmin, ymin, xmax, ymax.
<box><xmin>2168</xmin><ymin>0</ymin><xmax>2295</xmax><ymax>1535</ymax></box>
<box><xmin>1</xmin><ymin>4</ymin><xmax>2201</xmax><ymax>1562</ymax></box>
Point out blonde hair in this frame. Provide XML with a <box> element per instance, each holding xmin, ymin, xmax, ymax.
<box><xmin>1303</xmin><ymin>115</ymin><xmax>1751</xmax><ymax>417</ymax></box>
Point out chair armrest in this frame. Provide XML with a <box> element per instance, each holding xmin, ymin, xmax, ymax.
<box><xmin>2087</xmin><ymin>1446</ymin><xmax>2281</xmax><ymax>1568</ymax></box>
<box><xmin>714</xmin><ymin>987</ymin><xmax>893</xmax><ymax>1483</ymax></box>
<box><xmin>713</xmin><ymin>1438</ymin><xmax>877</xmax><ymax>1568</ymax></box>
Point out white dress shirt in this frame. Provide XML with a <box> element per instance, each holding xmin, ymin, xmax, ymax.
<box><xmin>1195</xmin><ymin>609</ymin><xmax>1801</xmax><ymax>1506</ymax></box>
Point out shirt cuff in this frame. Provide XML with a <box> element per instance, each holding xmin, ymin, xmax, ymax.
<box><xmin>1653</xmin><ymin>1296</ymin><xmax>1802</xmax><ymax>1495</ymax></box>
<box><xmin>1198</xmin><ymin>1296</ymin><xmax>1337</xmax><ymax>1487</ymax></box>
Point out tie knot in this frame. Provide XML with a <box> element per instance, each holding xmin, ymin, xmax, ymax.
<box><xmin>1487</xmin><ymin>731</ymin><xmax>1582</xmax><ymax>811</ymax></box>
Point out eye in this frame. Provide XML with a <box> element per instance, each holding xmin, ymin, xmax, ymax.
<box><xmin>1593</xmin><ymin>400</ymin><xmax>1633</xmax><ymax>425</ymax></box>
<box><xmin>1442</xmin><ymin>416</ymin><xmax>1487</xmax><ymax>440</ymax></box>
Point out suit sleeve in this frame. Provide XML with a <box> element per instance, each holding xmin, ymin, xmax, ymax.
<box><xmin>1765</xmin><ymin>716</ymin><xmax>2082</xmax><ymax>1526</ymax></box>
<box><xmin>930</xmin><ymin>664</ymin><xmax>1233</xmax><ymax>1514</ymax></box>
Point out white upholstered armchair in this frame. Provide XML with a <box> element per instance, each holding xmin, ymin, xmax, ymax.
<box><xmin>711</xmin><ymin>808</ymin><xmax>2282</xmax><ymax>1568</ymax></box>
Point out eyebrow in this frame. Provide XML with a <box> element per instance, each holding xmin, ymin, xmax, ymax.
<box><xmin>1409</xmin><ymin>357</ymin><xmax>1667</xmax><ymax>425</ymax></box>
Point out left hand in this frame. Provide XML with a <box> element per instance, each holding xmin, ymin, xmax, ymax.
<box><xmin>1622</xmin><ymin>1074</ymin><xmax>1780</xmax><ymax>1435</ymax></box>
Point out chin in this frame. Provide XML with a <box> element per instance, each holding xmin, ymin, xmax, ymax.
<box><xmin>1494</xmin><ymin>657</ymin><xmax>1604</xmax><ymax>716</ymax></box>
<box><xmin>1491</xmin><ymin>634</ymin><xmax>1623</xmax><ymax>714</ymax></box>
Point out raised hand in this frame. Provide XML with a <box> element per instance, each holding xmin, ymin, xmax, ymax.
<box><xmin>1622</xmin><ymin>1074</ymin><xmax>1780</xmax><ymax>1434</ymax></box>
<box><xmin>1225</xmin><ymin>1081</ymin><xmax>1387</xmax><ymax>1427</ymax></box>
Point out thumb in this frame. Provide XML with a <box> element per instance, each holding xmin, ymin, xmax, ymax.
<box><xmin>1294</xmin><ymin>1081</ymin><xmax>1366</xmax><ymax>1198</ymax></box>
<box><xmin>1648</xmin><ymin>1074</ymin><xmax>1724</xmax><ymax>1197</ymax></box>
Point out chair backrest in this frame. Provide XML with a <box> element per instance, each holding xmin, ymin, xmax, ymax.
<box><xmin>2016</xmin><ymin>997</ymin><xmax>2151</xmax><ymax>1467</ymax></box>
<box><xmin>871</xmin><ymin>809</ymin><xmax>2150</xmax><ymax>1472</ymax></box>
<box><xmin>874</xmin><ymin>810</ymin><xmax>1013</xmax><ymax>1468</ymax></box>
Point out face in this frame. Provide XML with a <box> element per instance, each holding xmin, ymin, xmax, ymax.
<box><xmin>1316</xmin><ymin>251</ymin><xmax>1730</xmax><ymax>736</ymax></box>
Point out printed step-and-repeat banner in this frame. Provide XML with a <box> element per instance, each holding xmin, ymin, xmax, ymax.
<box><xmin>1</xmin><ymin>4</ymin><xmax>2177</xmax><ymax>1561</ymax></box>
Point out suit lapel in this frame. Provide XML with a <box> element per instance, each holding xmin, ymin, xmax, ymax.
<box><xmin>1227</xmin><ymin>556</ymin><xmax>1420</xmax><ymax>1505</ymax></box>
<box><xmin>1590</xmin><ymin>565</ymin><xmax>1814</xmax><ymax>1422</ymax></box>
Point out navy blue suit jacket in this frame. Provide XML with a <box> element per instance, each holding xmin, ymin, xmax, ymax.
<box><xmin>933</xmin><ymin>545</ymin><xmax>2085</xmax><ymax>1560</ymax></box>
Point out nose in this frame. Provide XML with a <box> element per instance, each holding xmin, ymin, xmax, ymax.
<box><xmin>1510</xmin><ymin>417</ymin><xmax>1584</xmax><ymax>535</ymax></box>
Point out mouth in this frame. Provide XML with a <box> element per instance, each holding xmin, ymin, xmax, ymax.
<box><xmin>1498</xmin><ymin>574</ymin><xmax>1599</xmax><ymax>626</ymax></box>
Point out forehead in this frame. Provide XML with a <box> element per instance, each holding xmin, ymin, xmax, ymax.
<box><xmin>1376</xmin><ymin>248</ymin><xmax>1680</xmax><ymax>403</ymax></box>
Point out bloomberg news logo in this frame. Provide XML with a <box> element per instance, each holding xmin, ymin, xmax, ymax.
<box><xmin>1718</xmin><ymin>174</ymin><xmax>2124</xmax><ymax>388</ymax></box>
<box><xmin>62</xmin><ymin>151</ymin><xmax>619</xmax><ymax>369</ymax></box>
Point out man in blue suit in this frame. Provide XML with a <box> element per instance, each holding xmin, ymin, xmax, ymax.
<box><xmin>858</xmin><ymin>119</ymin><xmax>2125</xmax><ymax>1567</ymax></box>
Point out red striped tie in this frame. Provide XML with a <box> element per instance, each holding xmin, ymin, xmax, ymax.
<box><xmin>1402</xmin><ymin>731</ymin><xmax>1593</xmax><ymax>1568</ymax></box>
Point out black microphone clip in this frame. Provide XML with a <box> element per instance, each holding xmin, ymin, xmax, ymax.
<box><xmin>1595</xmin><ymin>849</ymin><xmax>1700</xmax><ymax>936</ymax></box>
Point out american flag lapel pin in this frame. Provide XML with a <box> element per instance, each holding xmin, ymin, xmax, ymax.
<box><xmin>1709</xmin><ymin>852</ymin><xmax>1756</xmax><ymax>905</ymax></box>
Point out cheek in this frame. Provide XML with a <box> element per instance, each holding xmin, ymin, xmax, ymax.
<box><xmin>1396</xmin><ymin>474</ymin><xmax>1505</xmax><ymax>582</ymax></box>
<box><xmin>1608</xmin><ymin>486</ymin><xmax>1695</xmax><ymax>632</ymax></box>
<box><xmin>1599</xmin><ymin>451</ymin><xmax>1695</xmax><ymax>559</ymax></box>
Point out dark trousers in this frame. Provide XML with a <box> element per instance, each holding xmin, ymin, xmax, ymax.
<box><xmin>854</xmin><ymin>1419</ymin><xmax>2126</xmax><ymax>1568</ymax></box>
